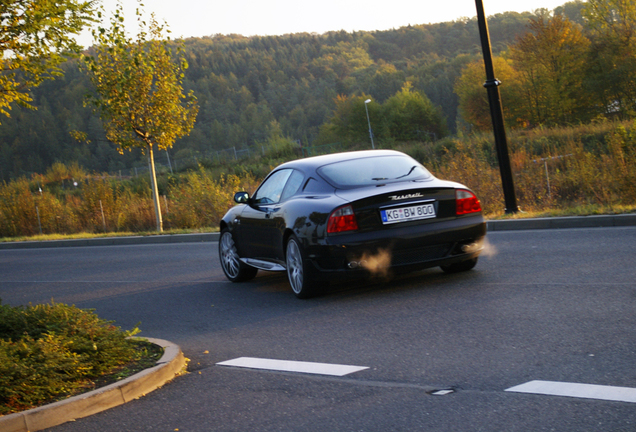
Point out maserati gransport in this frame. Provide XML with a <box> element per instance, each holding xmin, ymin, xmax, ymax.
<box><xmin>219</xmin><ymin>150</ymin><xmax>486</xmax><ymax>298</ymax></box>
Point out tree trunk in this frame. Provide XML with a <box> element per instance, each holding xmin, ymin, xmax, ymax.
<box><xmin>148</xmin><ymin>143</ymin><xmax>163</xmax><ymax>232</ymax></box>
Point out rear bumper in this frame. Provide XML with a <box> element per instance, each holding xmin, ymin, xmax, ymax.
<box><xmin>305</xmin><ymin>215</ymin><xmax>486</xmax><ymax>277</ymax></box>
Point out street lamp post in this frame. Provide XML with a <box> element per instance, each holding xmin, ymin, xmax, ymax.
<box><xmin>475</xmin><ymin>0</ymin><xmax>519</xmax><ymax>214</ymax></box>
<box><xmin>364</xmin><ymin>98</ymin><xmax>375</xmax><ymax>149</ymax></box>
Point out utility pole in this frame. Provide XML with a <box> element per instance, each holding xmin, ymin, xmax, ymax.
<box><xmin>475</xmin><ymin>0</ymin><xmax>519</xmax><ymax>214</ymax></box>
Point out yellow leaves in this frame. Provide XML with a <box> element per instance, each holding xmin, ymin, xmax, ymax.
<box><xmin>69</xmin><ymin>130</ymin><xmax>91</xmax><ymax>144</ymax></box>
<box><xmin>83</xmin><ymin>9</ymin><xmax>198</xmax><ymax>152</ymax></box>
<box><xmin>0</xmin><ymin>0</ymin><xmax>97</xmax><ymax>119</ymax></box>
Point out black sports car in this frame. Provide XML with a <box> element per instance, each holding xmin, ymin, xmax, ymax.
<box><xmin>219</xmin><ymin>149</ymin><xmax>486</xmax><ymax>298</ymax></box>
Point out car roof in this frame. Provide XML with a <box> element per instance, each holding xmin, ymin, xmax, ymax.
<box><xmin>276</xmin><ymin>149</ymin><xmax>410</xmax><ymax>172</ymax></box>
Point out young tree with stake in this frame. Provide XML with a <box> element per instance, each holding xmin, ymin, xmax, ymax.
<box><xmin>81</xmin><ymin>2</ymin><xmax>198</xmax><ymax>231</ymax></box>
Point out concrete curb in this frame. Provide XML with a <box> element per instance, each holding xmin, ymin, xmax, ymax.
<box><xmin>0</xmin><ymin>338</ymin><xmax>187</xmax><ymax>432</ymax></box>
<box><xmin>486</xmin><ymin>213</ymin><xmax>636</xmax><ymax>231</ymax></box>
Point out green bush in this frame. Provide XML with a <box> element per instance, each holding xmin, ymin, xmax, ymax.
<box><xmin>0</xmin><ymin>299</ymin><xmax>148</xmax><ymax>415</ymax></box>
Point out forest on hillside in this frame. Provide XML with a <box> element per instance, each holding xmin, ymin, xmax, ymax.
<box><xmin>2</xmin><ymin>0</ymin><xmax>636</xmax><ymax>237</ymax></box>
<box><xmin>2</xmin><ymin>0</ymin><xmax>632</xmax><ymax>182</ymax></box>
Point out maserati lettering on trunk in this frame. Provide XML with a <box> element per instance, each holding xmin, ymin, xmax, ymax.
<box><xmin>388</xmin><ymin>193</ymin><xmax>423</xmax><ymax>201</ymax></box>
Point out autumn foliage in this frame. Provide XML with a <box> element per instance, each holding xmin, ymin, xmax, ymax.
<box><xmin>2</xmin><ymin>120</ymin><xmax>635</xmax><ymax>239</ymax></box>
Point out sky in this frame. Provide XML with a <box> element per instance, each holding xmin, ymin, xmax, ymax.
<box><xmin>78</xmin><ymin>0</ymin><xmax>570</xmax><ymax>46</ymax></box>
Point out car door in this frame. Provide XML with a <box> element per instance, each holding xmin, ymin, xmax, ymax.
<box><xmin>239</xmin><ymin>169</ymin><xmax>293</xmax><ymax>259</ymax></box>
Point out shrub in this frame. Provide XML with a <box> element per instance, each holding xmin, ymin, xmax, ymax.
<box><xmin>0</xmin><ymin>299</ymin><xmax>146</xmax><ymax>415</ymax></box>
<box><xmin>166</xmin><ymin>167</ymin><xmax>259</xmax><ymax>228</ymax></box>
<box><xmin>1</xmin><ymin>120</ymin><xmax>636</xmax><ymax>236</ymax></box>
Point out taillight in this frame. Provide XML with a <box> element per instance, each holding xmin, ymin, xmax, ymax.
<box><xmin>327</xmin><ymin>205</ymin><xmax>358</xmax><ymax>233</ymax></box>
<box><xmin>456</xmin><ymin>189</ymin><xmax>482</xmax><ymax>215</ymax></box>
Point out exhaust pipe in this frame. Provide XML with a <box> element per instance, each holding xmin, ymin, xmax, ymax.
<box><xmin>347</xmin><ymin>260</ymin><xmax>368</xmax><ymax>269</ymax></box>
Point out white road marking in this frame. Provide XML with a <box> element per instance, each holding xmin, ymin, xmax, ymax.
<box><xmin>216</xmin><ymin>357</ymin><xmax>369</xmax><ymax>377</ymax></box>
<box><xmin>506</xmin><ymin>380</ymin><xmax>636</xmax><ymax>403</ymax></box>
<box><xmin>431</xmin><ymin>389</ymin><xmax>454</xmax><ymax>396</ymax></box>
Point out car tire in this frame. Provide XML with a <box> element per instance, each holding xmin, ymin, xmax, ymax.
<box><xmin>286</xmin><ymin>236</ymin><xmax>317</xmax><ymax>299</ymax></box>
<box><xmin>440</xmin><ymin>257</ymin><xmax>478</xmax><ymax>274</ymax></box>
<box><xmin>219</xmin><ymin>229</ymin><xmax>258</xmax><ymax>282</ymax></box>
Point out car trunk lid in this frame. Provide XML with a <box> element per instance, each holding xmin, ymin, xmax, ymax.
<box><xmin>334</xmin><ymin>180</ymin><xmax>459</xmax><ymax>232</ymax></box>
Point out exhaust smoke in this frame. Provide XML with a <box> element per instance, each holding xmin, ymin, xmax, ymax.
<box><xmin>346</xmin><ymin>237</ymin><xmax>495</xmax><ymax>276</ymax></box>
<box><xmin>480</xmin><ymin>237</ymin><xmax>497</xmax><ymax>258</ymax></box>
<box><xmin>355</xmin><ymin>248</ymin><xmax>392</xmax><ymax>278</ymax></box>
<box><xmin>459</xmin><ymin>238</ymin><xmax>497</xmax><ymax>258</ymax></box>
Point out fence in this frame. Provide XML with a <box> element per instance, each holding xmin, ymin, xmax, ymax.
<box><xmin>109</xmin><ymin>141</ymin><xmax>348</xmax><ymax>178</ymax></box>
<box><xmin>531</xmin><ymin>154</ymin><xmax>574</xmax><ymax>198</ymax></box>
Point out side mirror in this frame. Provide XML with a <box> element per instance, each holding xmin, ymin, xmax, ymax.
<box><xmin>234</xmin><ymin>192</ymin><xmax>250</xmax><ymax>204</ymax></box>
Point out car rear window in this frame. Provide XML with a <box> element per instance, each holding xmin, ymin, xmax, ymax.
<box><xmin>317</xmin><ymin>155</ymin><xmax>432</xmax><ymax>188</ymax></box>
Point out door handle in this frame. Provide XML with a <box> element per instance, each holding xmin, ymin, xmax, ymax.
<box><xmin>265</xmin><ymin>207</ymin><xmax>280</xmax><ymax>219</ymax></box>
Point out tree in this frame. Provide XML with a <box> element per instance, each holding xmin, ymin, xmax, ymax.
<box><xmin>455</xmin><ymin>57</ymin><xmax>522</xmax><ymax>131</ymax></box>
<box><xmin>318</xmin><ymin>94</ymin><xmax>382</xmax><ymax>145</ymax></box>
<box><xmin>382</xmin><ymin>82</ymin><xmax>448</xmax><ymax>141</ymax></box>
<box><xmin>0</xmin><ymin>0</ymin><xmax>97</xmax><ymax>120</ymax></box>
<box><xmin>508</xmin><ymin>11</ymin><xmax>591</xmax><ymax>126</ymax></box>
<box><xmin>352</xmin><ymin>61</ymin><xmax>405</xmax><ymax>103</ymax></box>
<box><xmin>555</xmin><ymin>0</ymin><xmax>587</xmax><ymax>25</ymax></box>
<box><xmin>82</xmin><ymin>2</ymin><xmax>198</xmax><ymax>231</ymax></box>
<box><xmin>0</xmin><ymin>12</ymin><xmax>546</xmax><ymax>179</ymax></box>
<box><xmin>583</xmin><ymin>0</ymin><xmax>636</xmax><ymax>118</ymax></box>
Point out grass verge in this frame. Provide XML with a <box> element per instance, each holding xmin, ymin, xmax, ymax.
<box><xmin>0</xmin><ymin>300</ymin><xmax>162</xmax><ymax>416</ymax></box>
<box><xmin>486</xmin><ymin>203</ymin><xmax>636</xmax><ymax>220</ymax></box>
<box><xmin>0</xmin><ymin>227</ymin><xmax>217</xmax><ymax>243</ymax></box>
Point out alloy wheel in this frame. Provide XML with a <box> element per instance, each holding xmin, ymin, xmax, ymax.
<box><xmin>220</xmin><ymin>231</ymin><xmax>241</xmax><ymax>279</ymax></box>
<box><xmin>286</xmin><ymin>239</ymin><xmax>304</xmax><ymax>294</ymax></box>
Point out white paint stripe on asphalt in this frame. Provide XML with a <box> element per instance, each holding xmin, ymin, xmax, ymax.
<box><xmin>505</xmin><ymin>380</ymin><xmax>636</xmax><ymax>403</ymax></box>
<box><xmin>216</xmin><ymin>357</ymin><xmax>369</xmax><ymax>376</ymax></box>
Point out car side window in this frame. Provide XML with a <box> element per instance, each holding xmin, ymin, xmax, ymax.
<box><xmin>280</xmin><ymin>170</ymin><xmax>304</xmax><ymax>202</ymax></box>
<box><xmin>302</xmin><ymin>177</ymin><xmax>330</xmax><ymax>193</ymax></box>
<box><xmin>253</xmin><ymin>169</ymin><xmax>293</xmax><ymax>205</ymax></box>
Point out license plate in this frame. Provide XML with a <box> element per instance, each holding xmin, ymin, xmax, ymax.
<box><xmin>381</xmin><ymin>203</ymin><xmax>436</xmax><ymax>224</ymax></box>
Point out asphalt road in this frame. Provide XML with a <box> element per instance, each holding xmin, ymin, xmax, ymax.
<box><xmin>1</xmin><ymin>227</ymin><xmax>635</xmax><ymax>431</ymax></box>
